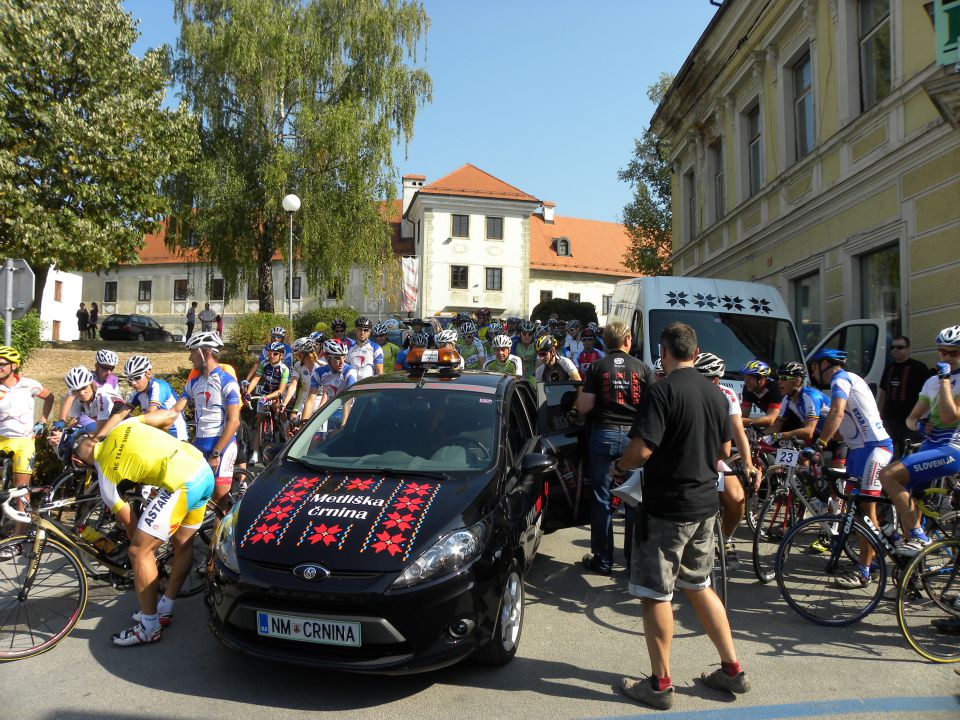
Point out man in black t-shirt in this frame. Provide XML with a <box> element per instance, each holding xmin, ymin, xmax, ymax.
<box><xmin>610</xmin><ymin>322</ymin><xmax>749</xmax><ymax>709</ymax></box>
<box><xmin>574</xmin><ymin>321</ymin><xmax>653</xmax><ymax>575</ymax></box>
<box><xmin>878</xmin><ymin>335</ymin><xmax>929</xmax><ymax>456</ymax></box>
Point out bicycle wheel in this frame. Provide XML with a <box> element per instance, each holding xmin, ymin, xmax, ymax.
<box><xmin>897</xmin><ymin>538</ymin><xmax>960</xmax><ymax>663</ymax></box>
<box><xmin>752</xmin><ymin>488</ymin><xmax>803</xmax><ymax>583</ymax></box>
<box><xmin>775</xmin><ymin>514</ymin><xmax>885</xmax><ymax>626</ymax></box>
<box><xmin>229</xmin><ymin>467</ymin><xmax>256</xmax><ymax>507</ymax></box>
<box><xmin>0</xmin><ymin>535</ymin><xmax>88</xmax><ymax>661</ymax></box>
<box><xmin>159</xmin><ymin>503</ymin><xmax>224</xmax><ymax>598</ymax></box>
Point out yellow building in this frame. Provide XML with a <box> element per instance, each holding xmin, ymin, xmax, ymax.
<box><xmin>651</xmin><ymin>0</ymin><xmax>959</xmax><ymax>362</ymax></box>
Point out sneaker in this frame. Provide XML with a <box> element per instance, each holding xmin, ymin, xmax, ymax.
<box><xmin>700</xmin><ymin>667</ymin><xmax>751</xmax><ymax>694</ymax></box>
<box><xmin>807</xmin><ymin>537</ymin><xmax>830</xmax><ymax>554</ymax></box>
<box><xmin>248</xmin><ymin>451</ymin><xmax>259</xmax><ymax>465</ymax></box>
<box><xmin>581</xmin><ymin>554</ymin><xmax>612</xmax><ymax>576</ymax></box>
<box><xmin>619</xmin><ymin>677</ymin><xmax>675</xmax><ymax>710</ymax></box>
<box><xmin>894</xmin><ymin>536</ymin><xmax>931</xmax><ymax>557</ymax></box>
<box><xmin>835</xmin><ymin>569</ymin><xmax>870</xmax><ymax>589</ymax></box>
<box><xmin>724</xmin><ymin>545</ymin><xmax>740</xmax><ymax>571</ymax></box>
<box><xmin>132</xmin><ymin>610</ymin><xmax>173</xmax><ymax>628</ymax></box>
<box><xmin>0</xmin><ymin>542</ymin><xmax>23</xmax><ymax>561</ymax></box>
<box><xmin>112</xmin><ymin>622</ymin><xmax>162</xmax><ymax>646</ymax></box>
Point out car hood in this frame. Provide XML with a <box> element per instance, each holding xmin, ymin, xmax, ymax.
<box><xmin>234</xmin><ymin>462</ymin><xmax>493</xmax><ymax>573</ymax></box>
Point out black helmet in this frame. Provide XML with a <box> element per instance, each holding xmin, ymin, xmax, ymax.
<box><xmin>777</xmin><ymin>361</ymin><xmax>806</xmax><ymax>379</ymax></box>
<box><xmin>536</xmin><ymin>335</ymin><xmax>557</xmax><ymax>353</ymax></box>
<box><xmin>331</xmin><ymin>318</ymin><xmax>347</xmax><ymax>331</ymax></box>
<box><xmin>354</xmin><ymin>316</ymin><xmax>372</xmax><ymax>329</ymax></box>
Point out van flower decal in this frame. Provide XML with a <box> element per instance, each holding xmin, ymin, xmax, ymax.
<box><xmin>666</xmin><ymin>291</ymin><xmax>689</xmax><ymax>307</ymax></box>
<box><xmin>694</xmin><ymin>293</ymin><xmax>717</xmax><ymax>309</ymax></box>
<box><xmin>721</xmin><ymin>295</ymin><xmax>744</xmax><ymax>311</ymax></box>
<box><xmin>749</xmin><ymin>297</ymin><xmax>772</xmax><ymax>314</ymax></box>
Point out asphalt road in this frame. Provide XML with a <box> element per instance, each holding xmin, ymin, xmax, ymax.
<box><xmin>4</xmin><ymin>522</ymin><xmax>958</xmax><ymax>720</ymax></box>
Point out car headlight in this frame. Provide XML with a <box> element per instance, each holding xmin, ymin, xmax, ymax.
<box><xmin>390</xmin><ymin>520</ymin><xmax>488</xmax><ymax>590</ymax></box>
<box><xmin>213</xmin><ymin>504</ymin><xmax>240</xmax><ymax>574</ymax></box>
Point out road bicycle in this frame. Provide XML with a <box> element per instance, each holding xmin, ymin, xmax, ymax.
<box><xmin>896</xmin><ymin>537</ymin><xmax>960</xmax><ymax>663</ymax></box>
<box><xmin>0</xmin><ymin>486</ymin><xmax>220</xmax><ymax>661</ymax></box>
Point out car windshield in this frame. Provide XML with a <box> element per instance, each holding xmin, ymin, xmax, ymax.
<box><xmin>287</xmin><ymin>387</ymin><xmax>499</xmax><ymax>473</ymax></box>
<box><xmin>648</xmin><ymin>310</ymin><xmax>802</xmax><ymax>380</ymax></box>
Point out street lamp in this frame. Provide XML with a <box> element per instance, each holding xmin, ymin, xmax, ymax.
<box><xmin>281</xmin><ymin>193</ymin><xmax>301</xmax><ymax>327</ymax></box>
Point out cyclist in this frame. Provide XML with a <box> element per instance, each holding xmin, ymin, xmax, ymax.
<box><xmin>246</xmin><ymin>341</ymin><xmax>290</xmax><ymax>459</ymax></box>
<box><xmin>563</xmin><ymin>320</ymin><xmax>584</xmax><ymax>360</ymax></box>
<box><xmin>71</xmin><ymin>409</ymin><xmax>214</xmax><ymax>646</ymax></box>
<box><xmin>880</xmin><ymin>325</ymin><xmax>960</xmax><ymax>554</ymax></box>
<box><xmin>534</xmin><ymin>335</ymin><xmax>581</xmax><ymax>382</ymax></box>
<box><xmin>395</xmin><ymin>332</ymin><xmax>429</xmax><ymax>370</ymax></box>
<box><xmin>404</xmin><ymin>318</ymin><xmax>427</xmax><ymax>349</ymax></box>
<box><xmin>58</xmin><ymin>349</ymin><xmax>119</xmax><ymax>426</ymax></box>
<box><xmin>62</xmin><ymin>366</ymin><xmax>122</xmax><ymax>434</ymax></box>
<box><xmin>475</xmin><ymin>307</ymin><xmax>492</xmax><ymax>341</ymax></box>
<box><xmin>739</xmin><ymin>360</ymin><xmax>782</xmax><ymax>430</ymax></box>
<box><xmin>0</xmin><ymin>345</ymin><xmax>54</xmax><ymax>552</ymax></box>
<box><xmin>175</xmin><ymin>332</ymin><xmax>241</xmax><ymax>505</ymax></box>
<box><xmin>434</xmin><ymin>329</ymin><xmax>466</xmax><ymax>370</ymax></box>
<box><xmin>512</xmin><ymin>321</ymin><xmax>538</xmax><ymax>385</ymax></box>
<box><xmin>765</xmin><ymin>362</ymin><xmax>830</xmax><ymax>444</ymax></box>
<box><xmin>807</xmin><ymin>347</ymin><xmax>893</xmax><ymax>588</ymax></box>
<box><xmin>282</xmin><ymin>337</ymin><xmax>324</xmax><ymax>432</ymax></box>
<box><xmin>504</xmin><ymin>317</ymin><xmax>520</xmax><ymax>339</ymax></box>
<box><xmin>457</xmin><ymin>322</ymin><xmax>486</xmax><ymax>370</ymax></box>
<box><xmin>244</xmin><ymin>326</ymin><xmax>292</xmax><ymax>384</ymax></box>
<box><xmin>587</xmin><ymin>321</ymin><xmax>606</xmax><ymax>351</ymax></box>
<box><xmin>345</xmin><ymin>317</ymin><xmax>383</xmax><ymax>380</ymax></box>
<box><xmin>483</xmin><ymin>322</ymin><xmax>504</xmax><ymax>356</ymax></box>
<box><xmin>373</xmin><ymin>323</ymin><xmax>401</xmax><ymax>374</ymax></box>
<box><xmin>315</xmin><ymin>339</ymin><xmax>359</xmax><ymax>403</ymax></box>
<box><xmin>652</xmin><ymin>357</ymin><xmax>665</xmax><ymax>380</ymax></box>
<box><xmin>329</xmin><ymin>318</ymin><xmax>356</xmax><ymax>350</ymax></box>
<box><xmin>483</xmin><ymin>335</ymin><xmax>523</xmax><ymax>376</ymax></box>
<box><xmin>576</xmin><ymin>327</ymin><xmax>605</xmax><ymax>375</ymax></box>
<box><xmin>694</xmin><ymin>352</ymin><xmax>759</xmax><ymax>568</ymax></box>
<box><xmin>123</xmin><ymin>355</ymin><xmax>188</xmax><ymax>440</ymax></box>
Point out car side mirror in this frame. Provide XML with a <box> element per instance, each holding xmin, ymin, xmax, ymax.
<box><xmin>521</xmin><ymin>452</ymin><xmax>557</xmax><ymax>476</ymax></box>
<box><xmin>262</xmin><ymin>443</ymin><xmax>285</xmax><ymax>464</ymax></box>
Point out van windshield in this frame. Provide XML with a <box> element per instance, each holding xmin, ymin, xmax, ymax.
<box><xmin>648</xmin><ymin>310</ymin><xmax>802</xmax><ymax>380</ymax></box>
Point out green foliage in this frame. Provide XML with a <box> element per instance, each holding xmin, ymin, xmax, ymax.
<box><xmin>618</xmin><ymin>73</ymin><xmax>674</xmax><ymax>277</ymax></box>
<box><xmin>0</xmin><ymin>311</ymin><xmax>44</xmax><ymax>363</ymax></box>
<box><xmin>530</xmin><ymin>300</ymin><xmax>598</xmax><ymax>328</ymax></box>
<box><xmin>227</xmin><ymin>312</ymin><xmax>289</xmax><ymax>372</ymax></box>
<box><xmin>33</xmin><ymin>435</ymin><xmax>61</xmax><ymax>485</ymax></box>
<box><xmin>164</xmin><ymin>0</ymin><xmax>432</xmax><ymax>311</ymax></box>
<box><xmin>293</xmin><ymin>306</ymin><xmax>359</xmax><ymax>338</ymax></box>
<box><xmin>0</xmin><ymin>0</ymin><xmax>197</xmax><ymax>280</ymax></box>
<box><xmin>158</xmin><ymin>366</ymin><xmax>191</xmax><ymax>397</ymax></box>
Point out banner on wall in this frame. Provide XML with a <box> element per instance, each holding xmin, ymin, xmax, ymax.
<box><xmin>401</xmin><ymin>256</ymin><xmax>419</xmax><ymax>313</ymax></box>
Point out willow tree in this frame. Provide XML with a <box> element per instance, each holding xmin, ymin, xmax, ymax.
<box><xmin>166</xmin><ymin>0</ymin><xmax>431</xmax><ymax>310</ymax></box>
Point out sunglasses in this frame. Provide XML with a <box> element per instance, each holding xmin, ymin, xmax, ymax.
<box><xmin>536</xmin><ymin>351</ymin><xmax>551</xmax><ymax>357</ymax></box>
<box><xmin>890</xmin><ymin>344</ymin><xmax>908</xmax><ymax>350</ymax></box>
<box><xmin>96</xmin><ymin>364</ymin><xmax>115</xmax><ymax>371</ymax></box>
<box><xmin>938</xmin><ymin>348</ymin><xmax>960</xmax><ymax>358</ymax></box>
<box><xmin>126</xmin><ymin>374</ymin><xmax>146</xmax><ymax>384</ymax></box>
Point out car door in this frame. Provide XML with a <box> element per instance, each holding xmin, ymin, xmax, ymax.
<box><xmin>502</xmin><ymin>385</ymin><xmax>544</xmax><ymax>564</ymax></box>
<box><xmin>806</xmin><ymin>319</ymin><xmax>885</xmax><ymax>392</ymax></box>
<box><xmin>532</xmin><ymin>380</ymin><xmax>588</xmax><ymax>530</ymax></box>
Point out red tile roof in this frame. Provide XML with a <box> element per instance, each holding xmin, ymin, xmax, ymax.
<box><xmin>529</xmin><ymin>212</ymin><xmax>634</xmax><ymax>278</ymax></box>
<box><xmin>417</xmin><ymin>163</ymin><xmax>539</xmax><ymax>203</ymax></box>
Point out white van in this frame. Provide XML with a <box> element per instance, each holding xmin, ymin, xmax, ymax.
<box><xmin>608</xmin><ymin>277</ymin><xmax>886</xmax><ymax>392</ymax></box>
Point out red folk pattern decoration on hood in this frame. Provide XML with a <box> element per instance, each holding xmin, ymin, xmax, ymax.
<box><xmin>240</xmin><ymin>475</ymin><xmax>327</xmax><ymax>547</ymax></box>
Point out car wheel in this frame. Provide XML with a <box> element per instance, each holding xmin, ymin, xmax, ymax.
<box><xmin>476</xmin><ymin>559</ymin><xmax>524</xmax><ymax>666</ymax></box>
<box><xmin>136</xmin><ymin>332</ymin><xmax>145</xmax><ymax>341</ymax></box>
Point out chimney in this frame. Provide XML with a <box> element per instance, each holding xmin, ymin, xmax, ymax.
<box><xmin>540</xmin><ymin>201</ymin><xmax>556</xmax><ymax>224</ymax></box>
<box><xmin>402</xmin><ymin>174</ymin><xmax>426</xmax><ymax>217</ymax></box>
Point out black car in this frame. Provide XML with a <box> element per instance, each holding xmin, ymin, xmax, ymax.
<box><xmin>207</xmin><ymin>356</ymin><xmax>590</xmax><ymax>674</ymax></box>
<box><xmin>98</xmin><ymin>314</ymin><xmax>175</xmax><ymax>341</ymax></box>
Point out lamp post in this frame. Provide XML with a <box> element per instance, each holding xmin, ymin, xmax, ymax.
<box><xmin>281</xmin><ymin>193</ymin><xmax>301</xmax><ymax>328</ymax></box>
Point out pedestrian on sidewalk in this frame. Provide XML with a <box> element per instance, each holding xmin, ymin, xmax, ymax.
<box><xmin>87</xmin><ymin>302</ymin><xmax>99</xmax><ymax>339</ymax></box>
<box><xmin>76</xmin><ymin>303</ymin><xmax>89</xmax><ymax>340</ymax></box>
<box><xmin>185</xmin><ymin>301</ymin><xmax>197</xmax><ymax>340</ymax></box>
<box><xmin>199</xmin><ymin>303</ymin><xmax>216</xmax><ymax>332</ymax></box>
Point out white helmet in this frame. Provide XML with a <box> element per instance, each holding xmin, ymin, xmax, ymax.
<box><xmin>936</xmin><ymin>325</ymin><xmax>960</xmax><ymax>347</ymax></box>
<box><xmin>459</xmin><ymin>321</ymin><xmax>477</xmax><ymax>336</ymax></box>
<box><xmin>65</xmin><ymin>366</ymin><xmax>96</xmax><ymax>390</ymax></box>
<box><xmin>487</xmin><ymin>322</ymin><xmax>503</xmax><ymax>336</ymax></box>
<box><xmin>653</xmin><ymin>357</ymin><xmax>663</xmax><ymax>374</ymax></box>
<box><xmin>436</xmin><ymin>329</ymin><xmax>458</xmax><ymax>345</ymax></box>
<box><xmin>95</xmin><ymin>349</ymin><xmax>118</xmax><ymax>367</ymax></box>
<box><xmin>373</xmin><ymin>323</ymin><xmax>389</xmax><ymax>335</ymax></box>
<box><xmin>491</xmin><ymin>334</ymin><xmax>513</xmax><ymax>349</ymax></box>
<box><xmin>694</xmin><ymin>352</ymin><xmax>725</xmax><ymax>378</ymax></box>
<box><xmin>322</xmin><ymin>338</ymin><xmax>349</xmax><ymax>357</ymax></box>
<box><xmin>185</xmin><ymin>331</ymin><xmax>224</xmax><ymax>350</ymax></box>
<box><xmin>409</xmin><ymin>332</ymin><xmax>429</xmax><ymax>347</ymax></box>
<box><xmin>123</xmin><ymin>355</ymin><xmax>151</xmax><ymax>378</ymax></box>
<box><xmin>292</xmin><ymin>337</ymin><xmax>315</xmax><ymax>354</ymax></box>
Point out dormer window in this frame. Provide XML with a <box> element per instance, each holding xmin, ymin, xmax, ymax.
<box><xmin>555</xmin><ymin>237</ymin><xmax>571</xmax><ymax>257</ymax></box>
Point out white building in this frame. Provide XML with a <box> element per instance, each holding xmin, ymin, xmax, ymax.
<box><xmin>39</xmin><ymin>267</ymin><xmax>84</xmax><ymax>341</ymax></box>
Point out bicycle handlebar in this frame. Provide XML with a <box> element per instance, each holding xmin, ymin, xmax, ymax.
<box><xmin>2</xmin><ymin>486</ymin><xmax>31</xmax><ymax>524</ymax></box>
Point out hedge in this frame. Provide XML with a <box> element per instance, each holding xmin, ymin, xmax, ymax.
<box><xmin>292</xmin><ymin>306</ymin><xmax>360</xmax><ymax>338</ymax></box>
<box><xmin>0</xmin><ymin>310</ymin><xmax>43</xmax><ymax>363</ymax></box>
<box><xmin>530</xmin><ymin>299</ymin><xmax>599</xmax><ymax>327</ymax></box>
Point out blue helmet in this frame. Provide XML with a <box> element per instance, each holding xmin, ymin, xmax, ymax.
<box><xmin>268</xmin><ymin>341</ymin><xmax>286</xmax><ymax>353</ymax></box>
<box><xmin>739</xmin><ymin>360</ymin><xmax>771</xmax><ymax>377</ymax></box>
<box><xmin>808</xmin><ymin>347</ymin><xmax>847</xmax><ymax>365</ymax></box>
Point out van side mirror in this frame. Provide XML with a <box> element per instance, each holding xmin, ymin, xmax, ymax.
<box><xmin>521</xmin><ymin>452</ymin><xmax>557</xmax><ymax>476</ymax></box>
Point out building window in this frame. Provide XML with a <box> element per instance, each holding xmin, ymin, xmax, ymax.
<box><xmin>540</xmin><ymin>290</ymin><xmax>553</xmax><ymax>303</ymax></box>
<box><xmin>451</xmin><ymin>214</ymin><xmax>469</xmax><ymax>238</ymax></box>
<box><xmin>710</xmin><ymin>139</ymin><xmax>724</xmax><ymax>221</ymax></box>
<box><xmin>602</xmin><ymin>295</ymin><xmax>612</xmax><ymax>315</ymax></box>
<box><xmin>555</xmin><ymin>238</ymin><xmax>570</xmax><ymax>256</ymax></box>
<box><xmin>291</xmin><ymin>276</ymin><xmax>302</xmax><ymax>300</ymax></box>
<box><xmin>746</xmin><ymin>103</ymin><xmax>762</xmax><ymax>196</ymax></box>
<box><xmin>137</xmin><ymin>280</ymin><xmax>152</xmax><ymax>302</ymax></box>
<box><xmin>104</xmin><ymin>281</ymin><xmax>117</xmax><ymax>303</ymax></box>
<box><xmin>209</xmin><ymin>278</ymin><xmax>224</xmax><ymax>301</ymax></box>
<box><xmin>860</xmin><ymin>243</ymin><xmax>900</xmax><ymax>342</ymax></box>
<box><xmin>859</xmin><ymin>0</ymin><xmax>891</xmax><ymax>111</ymax></box>
<box><xmin>451</xmin><ymin>265</ymin><xmax>468</xmax><ymax>289</ymax></box>
<box><xmin>54</xmin><ymin>281</ymin><xmax>63</xmax><ymax>302</ymax></box>
<box><xmin>793</xmin><ymin>52</ymin><xmax>814</xmax><ymax>159</ymax></box>
<box><xmin>485</xmin><ymin>267</ymin><xmax>502</xmax><ymax>291</ymax></box>
<box><xmin>247</xmin><ymin>283</ymin><xmax>257</xmax><ymax>300</ymax></box>
<box><xmin>174</xmin><ymin>279</ymin><xmax>189</xmax><ymax>302</ymax></box>
<box><xmin>792</xmin><ymin>272</ymin><xmax>822</xmax><ymax>352</ymax></box>
<box><xmin>485</xmin><ymin>216</ymin><xmax>503</xmax><ymax>240</ymax></box>
<box><xmin>186</xmin><ymin>230</ymin><xmax>198</xmax><ymax>247</ymax></box>
<box><xmin>568</xmin><ymin>292</ymin><xmax>581</xmax><ymax>303</ymax></box>
<box><xmin>52</xmin><ymin>320</ymin><xmax>61</xmax><ymax>341</ymax></box>
<box><xmin>326</xmin><ymin>281</ymin><xmax>343</xmax><ymax>300</ymax></box>
<box><xmin>683</xmin><ymin>168</ymin><xmax>696</xmax><ymax>242</ymax></box>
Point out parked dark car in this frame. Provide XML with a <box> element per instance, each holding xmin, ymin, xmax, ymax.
<box><xmin>98</xmin><ymin>314</ymin><xmax>175</xmax><ymax>342</ymax></box>
<box><xmin>207</xmin><ymin>355</ymin><xmax>588</xmax><ymax>674</ymax></box>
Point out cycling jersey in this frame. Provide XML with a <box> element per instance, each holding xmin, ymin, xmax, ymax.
<box><xmin>255</xmin><ymin>360</ymin><xmax>290</xmax><ymax>395</ymax></box>
<box><xmin>69</xmin><ymin>384</ymin><xmax>122</xmax><ymax>432</ymax></box>
<box><xmin>917</xmin><ymin>370</ymin><xmax>960</xmax><ymax>444</ymax></box>
<box><xmin>576</xmin><ymin>348</ymin><xmax>605</xmax><ymax>375</ymax></box>
<box><xmin>829</xmin><ymin>369</ymin><xmax>890</xmax><ymax>449</ymax></box>
<box><xmin>345</xmin><ymin>340</ymin><xmax>384</xmax><ymax>380</ymax></box>
<box><xmin>257</xmin><ymin>342</ymin><xmax>293</xmax><ymax>369</ymax></box>
<box><xmin>535</xmin><ymin>356</ymin><xmax>578</xmax><ymax>382</ymax></box>
<box><xmin>291</xmin><ymin>361</ymin><xmax>324</xmax><ymax>413</ymax></box>
<box><xmin>127</xmin><ymin>378</ymin><xmax>188</xmax><ymax>440</ymax></box>
<box><xmin>741</xmin><ymin>382</ymin><xmax>783</xmax><ymax>414</ymax></box>
<box><xmin>779</xmin><ymin>387</ymin><xmax>831</xmax><ymax>435</ymax></box>
<box><xmin>0</xmin><ymin>376</ymin><xmax>44</xmax><ymax>438</ymax></box>
<box><xmin>564</xmin><ymin>336</ymin><xmax>584</xmax><ymax>360</ymax></box>
<box><xmin>483</xmin><ymin>355</ymin><xmax>523</xmax><ymax>376</ymax></box>
<box><xmin>394</xmin><ymin>348</ymin><xmax>411</xmax><ymax>371</ymax></box>
<box><xmin>182</xmin><ymin>366</ymin><xmax>241</xmax><ymax>440</ymax></box>
<box><xmin>379</xmin><ymin>342</ymin><xmax>401</xmax><ymax>374</ymax></box>
<box><xmin>718</xmin><ymin>384</ymin><xmax>740</xmax><ymax>416</ymax></box>
<box><xmin>186</xmin><ymin>363</ymin><xmax>238</xmax><ymax>383</ymax></box>
<box><xmin>316</xmin><ymin>363</ymin><xmax>358</xmax><ymax>400</ymax></box>
<box><xmin>457</xmin><ymin>338</ymin><xmax>486</xmax><ymax>370</ymax></box>
<box><xmin>512</xmin><ymin>341</ymin><xmax>537</xmax><ymax>381</ymax></box>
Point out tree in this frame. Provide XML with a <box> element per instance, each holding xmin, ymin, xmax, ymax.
<box><xmin>166</xmin><ymin>0</ymin><xmax>432</xmax><ymax>311</ymax></box>
<box><xmin>0</xmin><ymin>0</ymin><xmax>197</xmax><ymax>302</ymax></box>
<box><xmin>618</xmin><ymin>73</ymin><xmax>674</xmax><ymax>277</ymax></box>
<box><xmin>530</xmin><ymin>299</ymin><xmax>598</xmax><ymax>328</ymax></box>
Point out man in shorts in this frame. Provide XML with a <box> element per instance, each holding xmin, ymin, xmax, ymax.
<box><xmin>610</xmin><ymin>322</ymin><xmax>749</xmax><ymax>710</ymax></box>
<box><xmin>73</xmin><ymin>409</ymin><xmax>214</xmax><ymax>646</ymax></box>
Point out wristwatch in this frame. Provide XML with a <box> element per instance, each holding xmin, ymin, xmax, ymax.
<box><xmin>210</xmin><ymin>449</ymin><xmax>222</xmax><ymax>459</ymax></box>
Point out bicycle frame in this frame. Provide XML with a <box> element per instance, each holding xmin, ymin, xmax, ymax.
<box><xmin>825</xmin><ymin>490</ymin><xmax>903</xmax><ymax>575</ymax></box>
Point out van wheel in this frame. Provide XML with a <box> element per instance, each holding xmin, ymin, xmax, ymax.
<box><xmin>476</xmin><ymin>560</ymin><xmax>524</xmax><ymax>666</ymax></box>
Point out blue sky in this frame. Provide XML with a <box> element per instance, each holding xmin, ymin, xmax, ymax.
<box><xmin>122</xmin><ymin>0</ymin><xmax>718</xmax><ymax>223</ymax></box>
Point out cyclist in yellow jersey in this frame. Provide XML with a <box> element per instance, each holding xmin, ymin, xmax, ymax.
<box><xmin>71</xmin><ymin>407</ymin><xmax>214</xmax><ymax>646</ymax></box>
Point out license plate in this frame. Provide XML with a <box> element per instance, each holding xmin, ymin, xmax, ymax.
<box><xmin>775</xmin><ymin>448</ymin><xmax>800</xmax><ymax>467</ymax></box>
<box><xmin>256</xmin><ymin>611</ymin><xmax>361</xmax><ymax>647</ymax></box>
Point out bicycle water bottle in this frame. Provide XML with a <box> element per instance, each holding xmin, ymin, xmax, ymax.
<box><xmin>79</xmin><ymin>525</ymin><xmax>116</xmax><ymax>554</ymax></box>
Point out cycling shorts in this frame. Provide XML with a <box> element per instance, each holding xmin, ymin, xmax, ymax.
<box><xmin>193</xmin><ymin>435</ymin><xmax>237</xmax><ymax>485</ymax></box>
<box><xmin>234</xmin><ymin>422</ymin><xmax>250</xmax><ymax>465</ymax></box>
<box><xmin>0</xmin><ymin>436</ymin><xmax>36</xmax><ymax>476</ymax></box>
<box><xmin>137</xmin><ymin>467</ymin><xmax>214</xmax><ymax>541</ymax></box>
<box><xmin>845</xmin><ymin>441</ymin><xmax>893</xmax><ymax>497</ymax></box>
<box><xmin>903</xmin><ymin>444</ymin><xmax>960</xmax><ymax>491</ymax></box>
